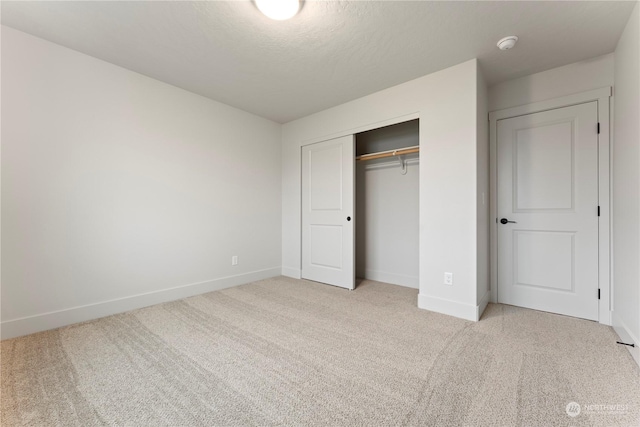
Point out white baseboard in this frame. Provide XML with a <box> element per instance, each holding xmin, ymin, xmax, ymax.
<box><xmin>418</xmin><ymin>293</ymin><xmax>484</xmax><ymax>321</ymax></box>
<box><xmin>477</xmin><ymin>290</ymin><xmax>490</xmax><ymax>320</ymax></box>
<box><xmin>1</xmin><ymin>267</ymin><xmax>281</xmax><ymax>340</ymax></box>
<box><xmin>612</xmin><ymin>311</ymin><xmax>640</xmax><ymax>367</ymax></box>
<box><xmin>361</xmin><ymin>269</ymin><xmax>418</xmax><ymax>289</ymax></box>
<box><xmin>281</xmin><ymin>266</ymin><xmax>301</xmax><ymax>279</ymax></box>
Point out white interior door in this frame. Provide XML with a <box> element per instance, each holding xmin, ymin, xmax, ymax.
<box><xmin>301</xmin><ymin>135</ymin><xmax>355</xmax><ymax>289</ymax></box>
<box><xmin>497</xmin><ymin>102</ymin><xmax>599</xmax><ymax>320</ymax></box>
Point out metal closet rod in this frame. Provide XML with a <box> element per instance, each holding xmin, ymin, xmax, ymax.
<box><xmin>355</xmin><ymin>145</ymin><xmax>419</xmax><ymax>161</ymax></box>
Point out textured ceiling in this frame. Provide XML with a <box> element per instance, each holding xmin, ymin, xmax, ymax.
<box><xmin>1</xmin><ymin>1</ymin><xmax>636</xmax><ymax>123</ymax></box>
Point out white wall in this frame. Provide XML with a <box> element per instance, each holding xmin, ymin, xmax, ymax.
<box><xmin>476</xmin><ymin>67</ymin><xmax>489</xmax><ymax>310</ymax></box>
<box><xmin>282</xmin><ymin>59</ymin><xmax>485</xmax><ymax>321</ymax></box>
<box><xmin>612</xmin><ymin>3</ymin><xmax>640</xmax><ymax>365</ymax></box>
<box><xmin>1</xmin><ymin>27</ymin><xmax>282</xmax><ymax>339</ymax></box>
<box><xmin>489</xmin><ymin>53</ymin><xmax>614</xmax><ymax>112</ymax></box>
<box><xmin>355</xmin><ymin>123</ymin><xmax>419</xmax><ymax>289</ymax></box>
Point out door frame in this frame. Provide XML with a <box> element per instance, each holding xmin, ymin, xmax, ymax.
<box><xmin>489</xmin><ymin>87</ymin><xmax>612</xmax><ymax>325</ymax></box>
<box><xmin>299</xmin><ymin>112</ymin><xmax>420</xmax><ymax>280</ymax></box>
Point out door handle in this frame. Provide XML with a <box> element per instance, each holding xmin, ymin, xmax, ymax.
<box><xmin>347</xmin><ymin>216</ymin><xmax>351</xmax><ymax>221</ymax></box>
<box><xmin>500</xmin><ymin>218</ymin><xmax>517</xmax><ymax>224</ymax></box>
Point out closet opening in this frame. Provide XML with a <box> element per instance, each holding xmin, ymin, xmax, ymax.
<box><xmin>355</xmin><ymin>119</ymin><xmax>419</xmax><ymax>289</ymax></box>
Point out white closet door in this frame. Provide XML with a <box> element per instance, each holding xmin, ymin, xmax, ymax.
<box><xmin>497</xmin><ymin>101</ymin><xmax>599</xmax><ymax>320</ymax></box>
<box><xmin>301</xmin><ymin>135</ymin><xmax>355</xmax><ymax>290</ymax></box>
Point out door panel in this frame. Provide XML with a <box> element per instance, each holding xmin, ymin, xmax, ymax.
<box><xmin>514</xmin><ymin>231</ymin><xmax>574</xmax><ymax>292</ymax></box>
<box><xmin>514</xmin><ymin>121</ymin><xmax>574</xmax><ymax>211</ymax></box>
<box><xmin>497</xmin><ymin>102</ymin><xmax>598</xmax><ymax>320</ymax></box>
<box><xmin>310</xmin><ymin>225</ymin><xmax>343</xmax><ymax>269</ymax></box>
<box><xmin>302</xmin><ymin>135</ymin><xmax>354</xmax><ymax>289</ymax></box>
<box><xmin>310</xmin><ymin>146</ymin><xmax>343</xmax><ymax>210</ymax></box>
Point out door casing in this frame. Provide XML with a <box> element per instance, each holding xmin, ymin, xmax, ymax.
<box><xmin>489</xmin><ymin>87</ymin><xmax>612</xmax><ymax>325</ymax></box>
<box><xmin>299</xmin><ymin>113</ymin><xmax>420</xmax><ymax>289</ymax></box>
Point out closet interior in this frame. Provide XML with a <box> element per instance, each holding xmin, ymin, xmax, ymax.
<box><xmin>355</xmin><ymin>119</ymin><xmax>420</xmax><ymax>289</ymax></box>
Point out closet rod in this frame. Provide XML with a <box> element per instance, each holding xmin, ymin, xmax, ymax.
<box><xmin>355</xmin><ymin>145</ymin><xmax>419</xmax><ymax>162</ymax></box>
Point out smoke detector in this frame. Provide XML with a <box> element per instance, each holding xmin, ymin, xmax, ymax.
<box><xmin>497</xmin><ymin>36</ymin><xmax>518</xmax><ymax>50</ymax></box>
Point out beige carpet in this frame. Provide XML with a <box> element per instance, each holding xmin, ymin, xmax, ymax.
<box><xmin>2</xmin><ymin>277</ymin><xmax>639</xmax><ymax>426</ymax></box>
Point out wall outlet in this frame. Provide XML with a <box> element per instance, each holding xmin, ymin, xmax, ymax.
<box><xmin>232</xmin><ymin>255</ymin><xmax>238</xmax><ymax>266</ymax></box>
<box><xmin>444</xmin><ymin>272</ymin><xmax>453</xmax><ymax>285</ymax></box>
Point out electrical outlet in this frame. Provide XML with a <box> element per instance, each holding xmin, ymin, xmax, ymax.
<box><xmin>232</xmin><ymin>256</ymin><xmax>238</xmax><ymax>266</ymax></box>
<box><xmin>444</xmin><ymin>272</ymin><xmax>453</xmax><ymax>285</ymax></box>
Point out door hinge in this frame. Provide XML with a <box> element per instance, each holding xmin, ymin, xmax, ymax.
<box><xmin>598</xmin><ymin>288</ymin><xmax>601</xmax><ymax>300</ymax></box>
<box><xmin>597</xmin><ymin>123</ymin><xmax>600</xmax><ymax>134</ymax></box>
<box><xmin>598</xmin><ymin>206</ymin><xmax>601</xmax><ymax>216</ymax></box>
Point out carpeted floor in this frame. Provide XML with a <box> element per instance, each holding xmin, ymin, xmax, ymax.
<box><xmin>2</xmin><ymin>276</ymin><xmax>639</xmax><ymax>426</ymax></box>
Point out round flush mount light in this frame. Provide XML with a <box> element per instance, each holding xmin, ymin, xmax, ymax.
<box><xmin>497</xmin><ymin>36</ymin><xmax>518</xmax><ymax>50</ymax></box>
<box><xmin>256</xmin><ymin>0</ymin><xmax>300</xmax><ymax>20</ymax></box>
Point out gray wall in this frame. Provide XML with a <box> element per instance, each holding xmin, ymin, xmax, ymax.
<box><xmin>613</xmin><ymin>3</ymin><xmax>640</xmax><ymax>364</ymax></box>
<box><xmin>282</xmin><ymin>60</ymin><xmax>484</xmax><ymax>320</ymax></box>
<box><xmin>1</xmin><ymin>27</ymin><xmax>282</xmax><ymax>338</ymax></box>
<box><xmin>476</xmin><ymin>67</ymin><xmax>489</xmax><ymax>306</ymax></box>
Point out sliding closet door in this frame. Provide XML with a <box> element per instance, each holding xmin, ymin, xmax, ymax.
<box><xmin>301</xmin><ymin>135</ymin><xmax>355</xmax><ymax>290</ymax></box>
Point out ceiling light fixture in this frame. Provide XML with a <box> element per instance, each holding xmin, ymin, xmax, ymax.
<box><xmin>256</xmin><ymin>0</ymin><xmax>300</xmax><ymax>21</ymax></box>
<box><xmin>497</xmin><ymin>36</ymin><xmax>518</xmax><ymax>50</ymax></box>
